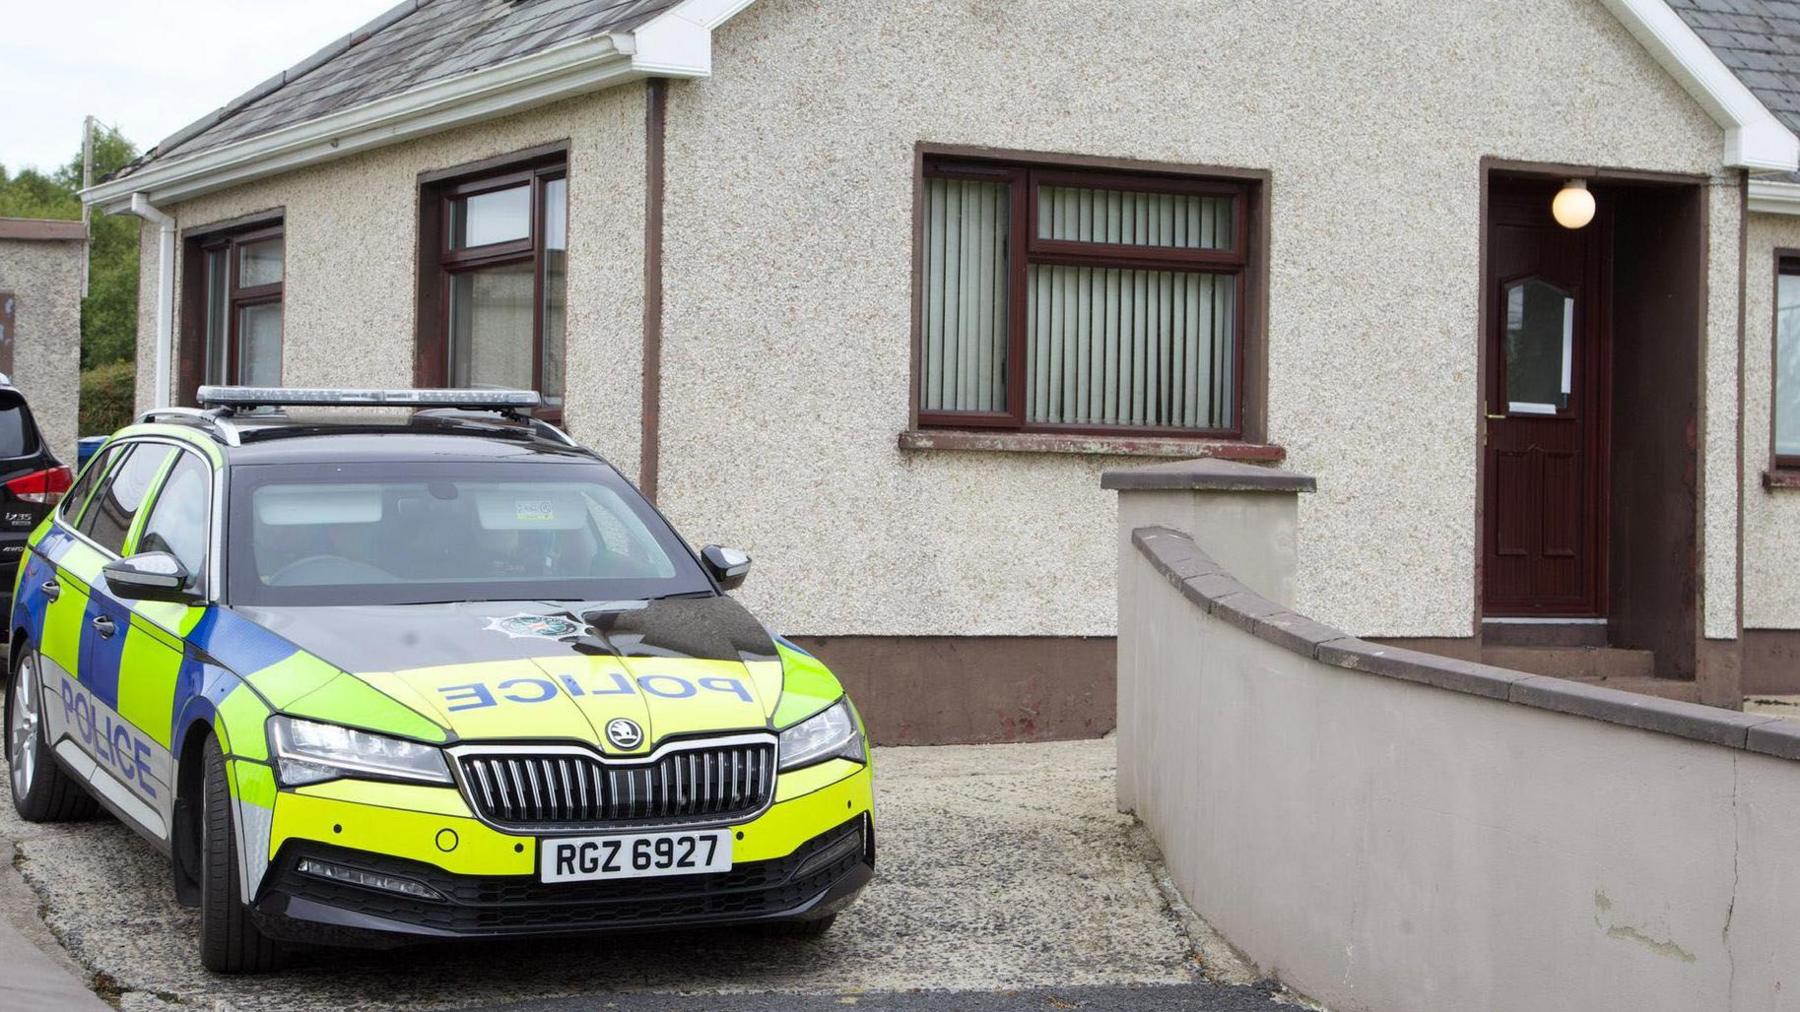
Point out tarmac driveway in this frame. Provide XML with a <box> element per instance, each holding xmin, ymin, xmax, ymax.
<box><xmin>0</xmin><ymin>740</ymin><xmax>1295</xmax><ymax>1011</ymax></box>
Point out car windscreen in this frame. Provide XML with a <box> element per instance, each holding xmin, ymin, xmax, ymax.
<box><xmin>224</xmin><ymin>460</ymin><xmax>714</xmax><ymax>606</ymax></box>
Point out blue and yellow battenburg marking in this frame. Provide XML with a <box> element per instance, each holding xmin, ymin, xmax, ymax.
<box><xmin>8</xmin><ymin>423</ymin><xmax>868</xmax><ymax>902</ymax></box>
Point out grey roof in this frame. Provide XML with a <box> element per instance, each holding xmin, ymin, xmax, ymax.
<box><xmin>1667</xmin><ymin>0</ymin><xmax>1800</xmax><ymax>137</ymax></box>
<box><xmin>112</xmin><ymin>0</ymin><xmax>677</xmax><ymax>181</ymax></box>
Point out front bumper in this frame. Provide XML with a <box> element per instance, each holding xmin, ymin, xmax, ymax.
<box><xmin>250</xmin><ymin>759</ymin><xmax>874</xmax><ymax>946</ymax></box>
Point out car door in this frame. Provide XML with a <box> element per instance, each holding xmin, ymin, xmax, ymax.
<box><xmin>109</xmin><ymin>447</ymin><xmax>215</xmax><ymax>803</ymax></box>
<box><xmin>56</xmin><ymin>439</ymin><xmax>178</xmax><ymax>836</ymax></box>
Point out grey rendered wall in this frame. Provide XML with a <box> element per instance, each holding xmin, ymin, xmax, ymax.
<box><xmin>1116</xmin><ymin>491</ymin><xmax>1800</xmax><ymax>1010</ymax></box>
<box><xmin>131</xmin><ymin>88</ymin><xmax>648</xmax><ymax>475</ymax></box>
<box><xmin>658</xmin><ymin>0</ymin><xmax>1741</xmax><ymax>640</ymax></box>
<box><xmin>0</xmin><ymin>237</ymin><xmax>83</xmax><ymax>461</ymax></box>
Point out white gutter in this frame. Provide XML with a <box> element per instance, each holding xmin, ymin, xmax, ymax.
<box><xmin>82</xmin><ymin>0</ymin><xmax>762</xmax><ymax>213</ymax></box>
<box><xmin>1597</xmin><ymin>0</ymin><xmax>1799</xmax><ymax>172</ymax></box>
<box><xmin>1748</xmin><ymin>178</ymin><xmax>1800</xmax><ymax>215</ymax></box>
<box><xmin>127</xmin><ymin>194</ymin><xmax>175</xmax><ymax>410</ymax></box>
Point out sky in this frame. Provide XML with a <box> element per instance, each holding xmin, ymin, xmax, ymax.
<box><xmin>0</xmin><ymin>0</ymin><xmax>400</xmax><ymax>175</ymax></box>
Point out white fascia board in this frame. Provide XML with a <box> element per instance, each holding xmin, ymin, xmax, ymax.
<box><xmin>1596</xmin><ymin>0</ymin><xmax>1799</xmax><ymax>173</ymax></box>
<box><xmin>1748</xmin><ymin>178</ymin><xmax>1800</xmax><ymax>215</ymax></box>
<box><xmin>82</xmin><ymin>1</ymin><xmax>766</xmax><ymax>214</ymax></box>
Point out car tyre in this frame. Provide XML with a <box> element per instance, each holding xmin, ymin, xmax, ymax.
<box><xmin>6</xmin><ymin>649</ymin><xmax>97</xmax><ymax>822</ymax></box>
<box><xmin>199</xmin><ymin>735</ymin><xmax>284</xmax><ymax>974</ymax></box>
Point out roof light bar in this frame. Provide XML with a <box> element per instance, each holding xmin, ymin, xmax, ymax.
<box><xmin>197</xmin><ymin>386</ymin><xmax>542</xmax><ymax>411</ymax></box>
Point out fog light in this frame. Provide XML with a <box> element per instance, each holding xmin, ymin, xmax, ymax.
<box><xmin>296</xmin><ymin>858</ymin><xmax>444</xmax><ymax>901</ymax></box>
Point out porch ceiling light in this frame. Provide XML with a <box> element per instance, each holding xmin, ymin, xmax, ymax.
<box><xmin>1552</xmin><ymin>179</ymin><xmax>1595</xmax><ymax>230</ymax></box>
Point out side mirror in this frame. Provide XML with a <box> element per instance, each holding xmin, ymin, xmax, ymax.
<box><xmin>103</xmin><ymin>552</ymin><xmax>197</xmax><ymax>604</ymax></box>
<box><xmin>700</xmin><ymin>545</ymin><xmax>752</xmax><ymax>591</ymax></box>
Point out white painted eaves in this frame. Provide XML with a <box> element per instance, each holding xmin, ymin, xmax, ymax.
<box><xmin>82</xmin><ymin>0</ymin><xmax>764</xmax><ymax>213</ymax></box>
<box><xmin>1597</xmin><ymin>0</ymin><xmax>1799</xmax><ymax>173</ymax></box>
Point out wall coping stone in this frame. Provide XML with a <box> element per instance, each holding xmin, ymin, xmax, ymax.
<box><xmin>1101</xmin><ymin>458</ymin><xmax>1316</xmax><ymax>493</ymax></box>
<box><xmin>1131</xmin><ymin>525</ymin><xmax>1796</xmax><ymax>758</ymax></box>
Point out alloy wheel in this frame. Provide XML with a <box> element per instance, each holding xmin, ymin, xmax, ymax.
<box><xmin>9</xmin><ymin>655</ymin><xmax>39</xmax><ymax>798</ymax></box>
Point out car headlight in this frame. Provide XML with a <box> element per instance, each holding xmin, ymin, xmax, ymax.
<box><xmin>778</xmin><ymin>699</ymin><xmax>865</xmax><ymax>771</ymax></box>
<box><xmin>268</xmin><ymin>716</ymin><xmax>452</xmax><ymax>787</ymax></box>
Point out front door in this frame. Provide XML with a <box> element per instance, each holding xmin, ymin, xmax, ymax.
<box><xmin>1483</xmin><ymin>185</ymin><xmax>1609</xmax><ymax>617</ymax></box>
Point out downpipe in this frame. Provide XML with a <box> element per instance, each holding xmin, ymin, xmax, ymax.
<box><xmin>127</xmin><ymin>194</ymin><xmax>176</xmax><ymax>410</ymax></box>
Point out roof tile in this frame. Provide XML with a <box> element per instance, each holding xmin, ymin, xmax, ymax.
<box><xmin>113</xmin><ymin>0</ymin><xmax>679</xmax><ymax>180</ymax></box>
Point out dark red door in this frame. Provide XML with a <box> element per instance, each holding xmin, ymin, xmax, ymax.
<box><xmin>1483</xmin><ymin>187</ymin><xmax>1609</xmax><ymax>617</ymax></box>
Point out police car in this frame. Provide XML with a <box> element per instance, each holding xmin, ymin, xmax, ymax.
<box><xmin>4</xmin><ymin>388</ymin><xmax>873</xmax><ymax>973</ymax></box>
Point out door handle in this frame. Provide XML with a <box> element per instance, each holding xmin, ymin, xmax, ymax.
<box><xmin>1485</xmin><ymin>413</ymin><xmax>1508</xmax><ymax>420</ymax></box>
<box><xmin>39</xmin><ymin>580</ymin><xmax>59</xmax><ymax>602</ymax></box>
<box><xmin>91</xmin><ymin>615</ymin><xmax>116</xmax><ymax>639</ymax></box>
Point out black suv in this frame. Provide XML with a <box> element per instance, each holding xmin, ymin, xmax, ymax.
<box><xmin>0</xmin><ymin>377</ymin><xmax>71</xmax><ymax>607</ymax></box>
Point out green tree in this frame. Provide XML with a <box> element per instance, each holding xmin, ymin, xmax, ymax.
<box><xmin>0</xmin><ymin>125</ymin><xmax>141</xmax><ymax>368</ymax></box>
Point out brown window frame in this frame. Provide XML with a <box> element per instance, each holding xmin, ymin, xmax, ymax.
<box><xmin>177</xmin><ymin>215</ymin><xmax>285</xmax><ymax>406</ymax></box>
<box><xmin>1774</xmin><ymin>252</ymin><xmax>1800</xmax><ymax>473</ymax></box>
<box><xmin>914</xmin><ymin>152</ymin><xmax>1259</xmax><ymax>440</ymax></box>
<box><xmin>416</xmin><ymin>147</ymin><xmax>568</xmax><ymax>423</ymax></box>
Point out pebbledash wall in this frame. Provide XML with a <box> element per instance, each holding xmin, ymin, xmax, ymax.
<box><xmin>130</xmin><ymin>0</ymin><xmax>1761</xmax><ymax>741</ymax></box>
<box><xmin>1742</xmin><ymin>213</ymin><xmax>1800</xmax><ymax>691</ymax></box>
<box><xmin>655</xmin><ymin>0</ymin><xmax>1743</xmax><ymax>677</ymax></box>
<box><xmin>133</xmin><ymin>89</ymin><xmax>650</xmax><ymax>479</ymax></box>
<box><xmin>0</xmin><ymin>226</ymin><xmax>84</xmax><ymax>461</ymax></box>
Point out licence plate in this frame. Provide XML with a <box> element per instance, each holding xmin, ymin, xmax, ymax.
<box><xmin>540</xmin><ymin>829</ymin><xmax>733</xmax><ymax>883</ymax></box>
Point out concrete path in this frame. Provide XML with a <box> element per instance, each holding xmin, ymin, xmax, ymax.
<box><xmin>0</xmin><ymin>741</ymin><xmax>1296</xmax><ymax>1011</ymax></box>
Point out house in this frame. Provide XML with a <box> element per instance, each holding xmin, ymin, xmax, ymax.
<box><xmin>83</xmin><ymin>0</ymin><xmax>1800</xmax><ymax>744</ymax></box>
<box><xmin>0</xmin><ymin>217</ymin><xmax>85</xmax><ymax>460</ymax></box>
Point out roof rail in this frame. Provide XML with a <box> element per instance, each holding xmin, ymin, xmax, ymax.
<box><xmin>197</xmin><ymin>386</ymin><xmax>541</xmax><ymax>415</ymax></box>
<box><xmin>137</xmin><ymin>406</ymin><xmax>244</xmax><ymax>446</ymax></box>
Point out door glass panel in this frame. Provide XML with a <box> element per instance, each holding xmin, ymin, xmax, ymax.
<box><xmin>237</xmin><ymin>304</ymin><xmax>283</xmax><ymax>386</ymax></box>
<box><xmin>449</xmin><ymin>262</ymin><xmax>536</xmax><ymax>389</ymax></box>
<box><xmin>79</xmin><ymin>445</ymin><xmax>175</xmax><ymax>556</ymax></box>
<box><xmin>137</xmin><ymin>453</ymin><xmax>211</xmax><ymax>583</ymax></box>
<box><xmin>238</xmin><ymin>238</ymin><xmax>284</xmax><ymax>288</ymax></box>
<box><xmin>541</xmin><ymin>177</ymin><xmax>568</xmax><ymax>408</ymax></box>
<box><xmin>204</xmin><ymin>250</ymin><xmax>229</xmax><ymax>384</ymax></box>
<box><xmin>451</xmin><ymin>185</ymin><xmax>531</xmax><ymax>249</ymax></box>
<box><xmin>1504</xmin><ymin>279</ymin><xmax>1574</xmax><ymax>414</ymax></box>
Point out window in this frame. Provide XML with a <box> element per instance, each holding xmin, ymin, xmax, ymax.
<box><xmin>1778</xmin><ymin>257</ymin><xmax>1800</xmax><ymax>469</ymax></box>
<box><xmin>918</xmin><ymin>157</ymin><xmax>1254</xmax><ymax>437</ymax></box>
<box><xmin>78</xmin><ymin>444</ymin><xmax>175</xmax><ymax>556</ymax></box>
<box><xmin>137</xmin><ymin>452</ymin><xmax>212</xmax><ymax>582</ymax></box>
<box><xmin>196</xmin><ymin>225</ymin><xmax>285</xmax><ymax>390</ymax></box>
<box><xmin>60</xmin><ymin>444</ymin><xmax>120</xmax><ymax>526</ymax></box>
<box><xmin>419</xmin><ymin>154</ymin><xmax>568</xmax><ymax>418</ymax></box>
<box><xmin>0</xmin><ymin>396</ymin><xmax>38</xmax><ymax>459</ymax></box>
<box><xmin>1502</xmin><ymin>279</ymin><xmax>1575</xmax><ymax>415</ymax></box>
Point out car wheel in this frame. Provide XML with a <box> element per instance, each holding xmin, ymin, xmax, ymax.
<box><xmin>198</xmin><ymin>735</ymin><xmax>283</xmax><ymax>974</ymax></box>
<box><xmin>6</xmin><ymin>649</ymin><xmax>96</xmax><ymax>821</ymax></box>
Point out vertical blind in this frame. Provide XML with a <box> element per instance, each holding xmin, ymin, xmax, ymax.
<box><xmin>921</xmin><ymin>178</ymin><xmax>1010</xmax><ymax>415</ymax></box>
<box><xmin>1038</xmin><ymin>185</ymin><xmax>1233</xmax><ymax>250</ymax></box>
<box><xmin>921</xmin><ymin>175</ymin><xmax>1239</xmax><ymax>431</ymax></box>
<box><xmin>1027</xmin><ymin>266</ymin><xmax>1234</xmax><ymax>429</ymax></box>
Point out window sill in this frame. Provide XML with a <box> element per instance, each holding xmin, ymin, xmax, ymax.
<box><xmin>1764</xmin><ymin>470</ymin><xmax>1800</xmax><ymax>490</ymax></box>
<box><xmin>897</xmin><ymin>429</ymin><xmax>1286</xmax><ymax>461</ymax></box>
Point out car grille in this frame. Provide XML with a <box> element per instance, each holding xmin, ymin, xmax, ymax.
<box><xmin>455</xmin><ymin>738</ymin><xmax>777</xmax><ymax>829</ymax></box>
